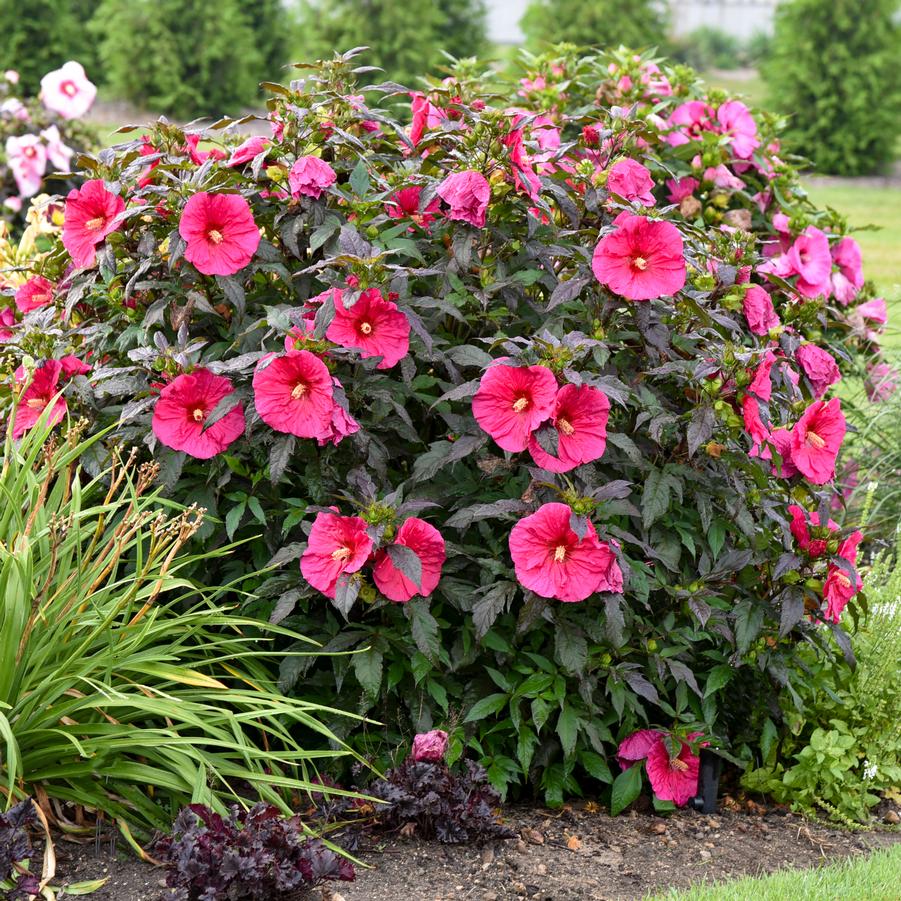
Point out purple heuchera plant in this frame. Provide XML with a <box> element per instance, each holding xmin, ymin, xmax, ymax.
<box><xmin>0</xmin><ymin>799</ymin><xmax>40</xmax><ymax>901</ymax></box>
<box><xmin>367</xmin><ymin>757</ymin><xmax>514</xmax><ymax>844</ymax></box>
<box><xmin>155</xmin><ymin>803</ymin><xmax>354</xmax><ymax>901</ymax></box>
<box><xmin>411</xmin><ymin>729</ymin><xmax>449</xmax><ymax>763</ymax></box>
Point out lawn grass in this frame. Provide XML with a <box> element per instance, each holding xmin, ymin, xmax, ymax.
<box><xmin>648</xmin><ymin>843</ymin><xmax>901</xmax><ymax>901</ymax></box>
<box><xmin>701</xmin><ymin>71</ymin><xmax>769</xmax><ymax>109</ymax></box>
<box><xmin>805</xmin><ymin>181</ymin><xmax>901</xmax><ymax>350</ymax></box>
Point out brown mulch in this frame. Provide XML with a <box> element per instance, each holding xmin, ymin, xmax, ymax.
<box><xmin>49</xmin><ymin>801</ymin><xmax>901</xmax><ymax>901</ymax></box>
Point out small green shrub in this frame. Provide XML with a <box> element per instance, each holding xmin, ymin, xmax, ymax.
<box><xmin>293</xmin><ymin>0</ymin><xmax>489</xmax><ymax>89</ymax></box>
<box><xmin>0</xmin><ymin>412</ymin><xmax>361</xmax><ymax>835</ymax></box>
<box><xmin>90</xmin><ymin>0</ymin><xmax>264</xmax><ymax>117</ymax></box>
<box><xmin>764</xmin><ymin>0</ymin><xmax>901</xmax><ymax>175</ymax></box>
<box><xmin>671</xmin><ymin>28</ymin><xmax>744</xmax><ymax>73</ymax></box>
<box><xmin>521</xmin><ymin>0</ymin><xmax>667</xmax><ymax>51</ymax></box>
<box><xmin>743</xmin><ymin>536</ymin><xmax>901</xmax><ymax>823</ymax></box>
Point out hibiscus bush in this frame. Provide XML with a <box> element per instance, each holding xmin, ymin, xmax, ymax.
<box><xmin>1</xmin><ymin>46</ymin><xmax>888</xmax><ymax>806</ymax></box>
<box><xmin>0</xmin><ymin>62</ymin><xmax>98</xmax><ymax>227</ymax></box>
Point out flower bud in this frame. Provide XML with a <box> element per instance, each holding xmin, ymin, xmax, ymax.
<box><xmin>411</xmin><ymin>729</ymin><xmax>448</xmax><ymax>763</ymax></box>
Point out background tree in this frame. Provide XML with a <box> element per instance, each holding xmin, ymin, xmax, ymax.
<box><xmin>764</xmin><ymin>0</ymin><xmax>900</xmax><ymax>176</ymax></box>
<box><xmin>241</xmin><ymin>0</ymin><xmax>293</xmax><ymax>79</ymax></box>
<box><xmin>520</xmin><ymin>0</ymin><xmax>668</xmax><ymax>51</ymax></box>
<box><xmin>435</xmin><ymin>0</ymin><xmax>489</xmax><ymax>61</ymax></box>
<box><xmin>0</xmin><ymin>0</ymin><xmax>99</xmax><ymax>91</ymax></box>
<box><xmin>91</xmin><ymin>0</ymin><xmax>263</xmax><ymax>117</ymax></box>
<box><xmin>294</xmin><ymin>0</ymin><xmax>488</xmax><ymax>87</ymax></box>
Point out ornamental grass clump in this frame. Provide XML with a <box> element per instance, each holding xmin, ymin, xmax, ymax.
<box><xmin>0</xmin><ymin>412</ymin><xmax>362</xmax><ymax>837</ymax></box>
<box><xmin>0</xmin><ymin>46</ymin><xmax>890</xmax><ymax>807</ymax></box>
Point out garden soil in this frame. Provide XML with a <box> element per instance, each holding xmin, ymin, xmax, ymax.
<box><xmin>51</xmin><ymin>801</ymin><xmax>901</xmax><ymax>900</ymax></box>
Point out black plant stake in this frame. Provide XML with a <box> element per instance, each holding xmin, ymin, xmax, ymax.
<box><xmin>690</xmin><ymin>749</ymin><xmax>722</xmax><ymax>814</ymax></box>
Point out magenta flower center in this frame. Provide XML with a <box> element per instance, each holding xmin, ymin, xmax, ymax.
<box><xmin>26</xmin><ymin>397</ymin><xmax>47</xmax><ymax>409</ymax></box>
<box><xmin>358</xmin><ymin>321</ymin><xmax>373</xmax><ymax>335</ymax></box>
<box><xmin>671</xmin><ymin>757</ymin><xmax>689</xmax><ymax>772</ymax></box>
<box><xmin>331</xmin><ymin>546</ymin><xmax>352</xmax><ymax>562</ymax></box>
<box><xmin>806</xmin><ymin>430</ymin><xmax>825</xmax><ymax>449</ymax></box>
<box><xmin>512</xmin><ymin>395</ymin><xmax>530</xmax><ymax>413</ymax></box>
<box><xmin>192</xmin><ymin>407</ymin><xmax>205</xmax><ymax>423</ymax></box>
<box><xmin>85</xmin><ymin>216</ymin><xmax>105</xmax><ymax>231</ymax></box>
<box><xmin>631</xmin><ymin>256</ymin><xmax>648</xmax><ymax>271</ymax></box>
<box><xmin>207</xmin><ymin>229</ymin><xmax>224</xmax><ymax>245</ymax></box>
<box><xmin>557</xmin><ymin>417</ymin><xmax>574</xmax><ymax>436</ymax></box>
<box><xmin>834</xmin><ymin>572</ymin><xmax>851</xmax><ymax>589</ymax></box>
<box><xmin>23</xmin><ymin>146</ymin><xmax>36</xmax><ymax>159</ymax></box>
<box><xmin>291</xmin><ymin>381</ymin><xmax>308</xmax><ymax>399</ymax></box>
<box><xmin>553</xmin><ymin>544</ymin><xmax>567</xmax><ymax>562</ymax></box>
<box><xmin>61</xmin><ymin>80</ymin><xmax>78</xmax><ymax>97</ymax></box>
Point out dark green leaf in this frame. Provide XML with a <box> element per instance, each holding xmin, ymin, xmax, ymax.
<box><xmin>610</xmin><ymin>764</ymin><xmax>643</xmax><ymax>816</ymax></box>
<box><xmin>465</xmin><ymin>692</ymin><xmax>509</xmax><ymax>723</ymax></box>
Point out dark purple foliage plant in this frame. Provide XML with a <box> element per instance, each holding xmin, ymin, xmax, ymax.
<box><xmin>155</xmin><ymin>803</ymin><xmax>355</xmax><ymax>901</ymax></box>
<box><xmin>0</xmin><ymin>799</ymin><xmax>41</xmax><ymax>901</ymax></box>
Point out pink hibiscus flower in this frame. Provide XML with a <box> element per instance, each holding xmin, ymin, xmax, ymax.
<box><xmin>288</xmin><ymin>156</ymin><xmax>336</xmax><ymax>199</ymax></box>
<box><xmin>796</xmin><ymin>344</ymin><xmax>840</xmax><ymax>398</ymax></box>
<box><xmin>13</xmin><ymin>359</ymin><xmax>67</xmax><ymax>439</ymax></box>
<box><xmin>40</xmin><ymin>61</ymin><xmax>96</xmax><ymax>119</ymax></box>
<box><xmin>666</xmin><ymin>101</ymin><xmax>716</xmax><ymax>147</ymax></box>
<box><xmin>788</xmin><ymin>504</ymin><xmax>838</xmax><ymax>557</ymax></box>
<box><xmin>665</xmin><ymin>176</ymin><xmax>699</xmax><ymax>203</ymax></box>
<box><xmin>865</xmin><ymin>361</ymin><xmax>898</xmax><ymax>403</ymax></box>
<box><xmin>854</xmin><ymin>297</ymin><xmax>887</xmax><ymax>326</ymax></box>
<box><xmin>59</xmin><ymin>355</ymin><xmax>91</xmax><ymax>378</ymax></box>
<box><xmin>743</xmin><ymin>285</ymin><xmax>780</xmax><ymax>335</ymax></box>
<box><xmin>823</xmin><ymin>532</ymin><xmax>863</xmax><ymax>624</ymax></box>
<box><xmin>300</xmin><ymin>511</ymin><xmax>373</xmax><ymax>598</ymax></box>
<box><xmin>743</xmin><ymin>397</ymin><xmax>769</xmax><ymax>452</ymax></box>
<box><xmin>508</xmin><ymin>502</ymin><xmax>622</xmax><ymax>602</ymax></box>
<box><xmin>830</xmin><ymin>237</ymin><xmax>864</xmax><ymax>305</ymax></box>
<box><xmin>472</xmin><ymin>363</ymin><xmax>558</xmax><ymax>453</ymax></box>
<box><xmin>372</xmin><ymin>517</ymin><xmax>447</xmax><ymax>602</ymax></box>
<box><xmin>62</xmin><ymin>179</ymin><xmax>125</xmax><ymax>269</ymax></box>
<box><xmin>788</xmin><ymin>227</ymin><xmax>833</xmax><ymax>299</ymax></box>
<box><xmin>151</xmin><ymin>369</ymin><xmax>245</xmax><ymax>459</ymax></box>
<box><xmin>770</xmin><ymin>428</ymin><xmax>799</xmax><ymax>478</ymax></box>
<box><xmin>527</xmin><ymin>384</ymin><xmax>610</xmax><ymax>473</ymax></box>
<box><xmin>325</xmin><ymin>288</ymin><xmax>410</xmax><ymax>369</ymax></box>
<box><xmin>411</xmin><ymin>729</ymin><xmax>449</xmax><ymax>763</ymax></box>
<box><xmin>41</xmin><ymin>125</ymin><xmax>74</xmax><ymax>170</ymax></box>
<box><xmin>226</xmin><ymin>136</ymin><xmax>270</xmax><ymax>168</ymax></box>
<box><xmin>317</xmin><ymin>397</ymin><xmax>360</xmax><ymax>447</ymax></box>
<box><xmin>790</xmin><ymin>398</ymin><xmax>845</xmax><ymax>485</ymax></box>
<box><xmin>616</xmin><ymin>729</ymin><xmax>664</xmax><ymax>770</ymax></box>
<box><xmin>645</xmin><ymin>736</ymin><xmax>702</xmax><ymax>806</ymax></box>
<box><xmin>0</xmin><ymin>307</ymin><xmax>16</xmax><ymax>342</ymax></box>
<box><xmin>716</xmin><ymin>100</ymin><xmax>759</xmax><ymax>159</ymax></box>
<box><xmin>385</xmin><ymin>185</ymin><xmax>441</xmax><ymax>229</ymax></box>
<box><xmin>15</xmin><ymin>275</ymin><xmax>55</xmax><ymax>313</ymax></box>
<box><xmin>592</xmin><ymin>213</ymin><xmax>686</xmax><ymax>301</ymax></box>
<box><xmin>252</xmin><ymin>351</ymin><xmax>335</xmax><ymax>439</ymax></box>
<box><xmin>178</xmin><ymin>192</ymin><xmax>260</xmax><ymax>277</ymax></box>
<box><xmin>749</xmin><ymin>352</ymin><xmax>776</xmax><ymax>402</ymax></box>
<box><xmin>436</xmin><ymin>170</ymin><xmax>491</xmax><ymax>228</ymax></box>
<box><xmin>503</xmin><ymin>126</ymin><xmax>541</xmax><ymax>200</ymax></box>
<box><xmin>617</xmin><ymin>729</ymin><xmax>703</xmax><ymax>807</ymax></box>
<box><xmin>410</xmin><ymin>93</ymin><xmax>447</xmax><ymax>145</ymax></box>
<box><xmin>5</xmin><ymin>134</ymin><xmax>46</xmax><ymax>197</ymax></box>
<box><xmin>607</xmin><ymin>158</ymin><xmax>655</xmax><ymax>206</ymax></box>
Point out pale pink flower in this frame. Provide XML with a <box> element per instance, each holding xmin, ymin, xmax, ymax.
<box><xmin>40</xmin><ymin>61</ymin><xmax>96</xmax><ymax>119</ymax></box>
